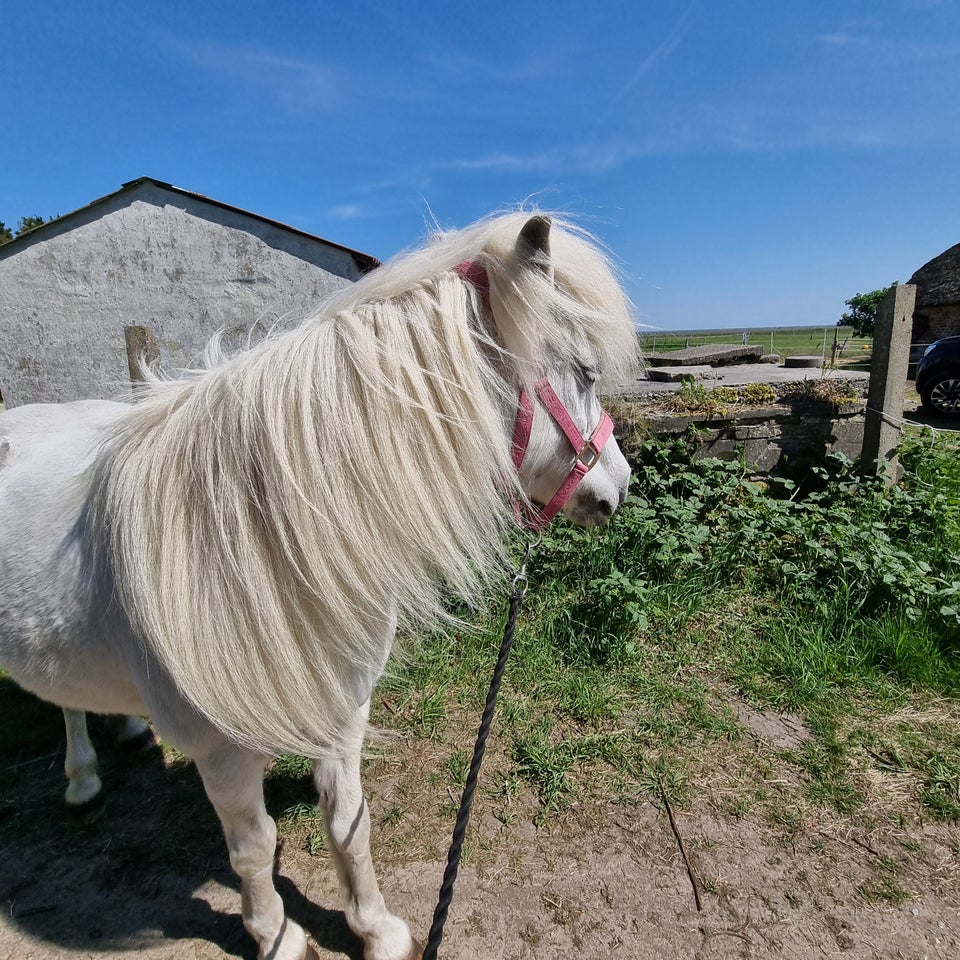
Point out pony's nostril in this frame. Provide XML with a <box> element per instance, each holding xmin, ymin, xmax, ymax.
<box><xmin>597</xmin><ymin>499</ymin><xmax>615</xmax><ymax>517</ymax></box>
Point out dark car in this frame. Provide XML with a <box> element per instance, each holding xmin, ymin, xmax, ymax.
<box><xmin>916</xmin><ymin>336</ymin><xmax>960</xmax><ymax>416</ymax></box>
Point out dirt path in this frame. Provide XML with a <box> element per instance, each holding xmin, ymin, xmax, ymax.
<box><xmin>2</xmin><ymin>752</ymin><xmax>957</xmax><ymax>960</ymax></box>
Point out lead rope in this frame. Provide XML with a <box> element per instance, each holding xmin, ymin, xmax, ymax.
<box><xmin>422</xmin><ymin>534</ymin><xmax>539</xmax><ymax>960</ymax></box>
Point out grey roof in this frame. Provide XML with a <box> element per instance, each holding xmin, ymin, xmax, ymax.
<box><xmin>908</xmin><ymin>242</ymin><xmax>960</xmax><ymax>308</ymax></box>
<box><xmin>1</xmin><ymin>176</ymin><xmax>380</xmax><ymax>273</ymax></box>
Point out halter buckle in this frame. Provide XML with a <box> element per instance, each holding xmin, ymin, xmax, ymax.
<box><xmin>577</xmin><ymin>442</ymin><xmax>601</xmax><ymax>470</ymax></box>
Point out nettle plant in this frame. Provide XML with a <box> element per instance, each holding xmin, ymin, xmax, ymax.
<box><xmin>528</xmin><ymin>433</ymin><xmax>960</xmax><ymax>681</ymax></box>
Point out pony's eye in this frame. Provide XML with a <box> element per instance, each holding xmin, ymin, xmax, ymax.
<box><xmin>578</xmin><ymin>364</ymin><xmax>598</xmax><ymax>384</ymax></box>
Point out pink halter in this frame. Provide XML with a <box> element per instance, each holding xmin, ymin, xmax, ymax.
<box><xmin>455</xmin><ymin>261</ymin><xmax>616</xmax><ymax>531</ymax></box>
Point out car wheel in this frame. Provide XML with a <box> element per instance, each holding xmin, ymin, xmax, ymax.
<box><xmin>920</xmin><ymin>371</ymin><xmax>960</xmax><ymax>416</ymax></box>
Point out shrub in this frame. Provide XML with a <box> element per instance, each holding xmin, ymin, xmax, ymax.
<box><xmin>530</xmin><ymin>434</ymin><xmax>960</xmax><ymax>692</ymax></box>
<box><xmin>741</xmin><ymin>382</ymin><xmax>777</xmax><ymax>405</ymax></box>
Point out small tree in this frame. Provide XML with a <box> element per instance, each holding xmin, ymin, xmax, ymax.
<box><xmin>839</xmin><ymin>286</ymin><xmax>892</xmax><ymax>338</ymax></box>
<box><xmin>0</xmin><ymin>215</ymin><xmax>49</xmax><ymax>246</ymax></box>
<box><xmin>16</xmin><ymin>215</ymin><xmax>45</xmax><ymax>235</ymax></box>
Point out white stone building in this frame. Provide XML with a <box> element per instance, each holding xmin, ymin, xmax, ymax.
<box><xmin>0</xmin><ymin>177</ymin><xmax>378</xmax><ymax>406</ymax></box>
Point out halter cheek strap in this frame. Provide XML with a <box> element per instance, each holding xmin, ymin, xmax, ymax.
<box><xmin>454</xmin><ymin>259</ymin><xmax>616</xmax><ymax>531</ymax></box>
<box><xmin>511</xmin><ymin>388</ymin><xmax>535</xmax><ymax>470</ymax></box>
<box><xmin>511</xmin><ymin>380</ymin><xmax>614</xmax><ymax>531</ymax></box>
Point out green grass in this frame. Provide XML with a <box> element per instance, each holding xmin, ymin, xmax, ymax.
<box><xmin>640</xmin><ymin>324</ymin><xmax>869</xmax><ymax>359</ymax></box>
<box><xmin>371</xmin><ymin>428</ymin><xmax>960</xmax><ymax>839</ymax></box>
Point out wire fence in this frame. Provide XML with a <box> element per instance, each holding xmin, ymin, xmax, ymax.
<box><xmin>639</xmin><ymin>326</ymin><xmax>872</xmax><ymax>362</ymax></box>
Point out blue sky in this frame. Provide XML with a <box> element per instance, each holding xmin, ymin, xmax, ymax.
<box><xmin>3</xmin><ymin>1</ymin><xmax>958</xmax><ymax>330</ymax></box>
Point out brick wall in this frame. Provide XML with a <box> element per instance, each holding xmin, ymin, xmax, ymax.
<box><xmin>913</xmin><ymin>303</ymin><xmax>960</xmax><ymax>343</ymax></box>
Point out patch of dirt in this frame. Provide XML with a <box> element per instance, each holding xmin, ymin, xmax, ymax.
<box><xmin>731</xmin><ymin>700</ymin><xmax>814</xmax><ymax>752</ymax></box>
<box><xmin>1</xmin><ymin>725</ymin><xmax>958</xmax><ymax>960</ymax></box>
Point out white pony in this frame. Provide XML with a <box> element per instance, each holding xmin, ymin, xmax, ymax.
<box><xmin>0</xmin><ymin>214</ymin><xmax>637</xmax><ymax>960</ymax></box>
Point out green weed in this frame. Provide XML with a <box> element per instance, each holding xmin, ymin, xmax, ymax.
<box><xmin>453</xmin><ymin>431</ymin><xmax>960</xmax><ymax>825</ymax></box>
<box><xmin>740</xmin><ymin>382</ymin><xmax>778</xmax><ymax>405</ymax></box>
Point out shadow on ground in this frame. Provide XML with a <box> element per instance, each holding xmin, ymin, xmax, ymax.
<box><xmin>903</xmin><ymin>407</ymin><xmax>960</xmax><ymax>432</ymax></box>
<box><xmin>0</xmin><ymin>681</ymin><xmax>360</xmax><ymax>958</ymax></box>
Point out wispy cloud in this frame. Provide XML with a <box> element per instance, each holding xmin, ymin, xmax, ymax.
<box><xmin>163</xmin><ymin>35</ymin><xmax>339</xmax><ymax>111</ymax></box>
<box><xmin>242</xmin><ymin>52</ymin><xmax>336</xmax><ymax>91</ymax></box>
<box><xmin>607</xmin><ymin>5</ymin><xmax>697</xmax><ymax>112</ymax></box>
<box><xmin>429</xmin><ymin>103</ymin><xmax>904</xmax><ymax>182</ymax></box>
<box><xmin>326</xmin><ymin>204</ymin><xmax>365</xmax><ymax>221</ymax></box>
<box><xmin>817</xmin><ymin>20</ymin><xmax>960</xmax><ymax>63</ymax></box>
<box><xmin>436</xmin><ymin>136</ymin><xmax>693</xmax><ymax>178</ymax></box>
<box><xmin>701</xmin><ymin>98</ymin><xmax>896</xmax><ymax>153</ymax></box>
<box><xmin>351</xmin><ymin>2</ymin><xmax>555</xmax><ymax>88</ymax></box>
<box><xmin>819</xmin><ymin>32</ymin><xmax>872</xmax><ymax>47</ymax></box>
<box><xmin>446</xmin><ymin>152</ymin><xmax>557</xmax><ymax>173</ymax></box>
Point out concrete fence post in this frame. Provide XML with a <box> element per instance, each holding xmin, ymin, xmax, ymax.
<box><xmin>861</xmin><ymin>284</ymin><xmax>916</xmax><ymax>480</ymax></box>
<box><xmin>124</xmin><ymin>325</ymin><xmax>160</xmax><ymax>390</ymax></box>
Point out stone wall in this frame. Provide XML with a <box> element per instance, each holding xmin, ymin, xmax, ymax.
<box><xmin>912</xmin><ymin>302</ymin><xmax>960</xmax><ymax>343</ymax></box>
<box><xmin>614</xmin><ymin>400</ymin><xmax>866</xmax><ymax>477</ymax></box>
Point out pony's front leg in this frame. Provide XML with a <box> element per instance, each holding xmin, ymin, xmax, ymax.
<box><xmin>313</xmin><ymin>708</ymin><xmax>422</xmax><ymax>960</ymax></box>
<box><xmin>194</xmin><ymin>742</ymin><xmax>313</xmax><ymax>960</ymax></box>
<box><xmin>62</xmin><ymin>709</ymin><xmax>102</xmax><ymax>807</ymax></box>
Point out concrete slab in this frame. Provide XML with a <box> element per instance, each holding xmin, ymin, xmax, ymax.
<box><xmin>646</xmin><ymin>343</ymin><xmax>764</xmax><ymax>366</ymax></box>
<box><xmin>608</xmin><ymin>363</ymin><xmax>869</xmax><ymax>397</ymax></box>
<box><xmin>646</xmin><ymin>365</ymin><xmax>714</xmax><ymax>382</ymax></box>
<box><xmin>784</xmin><ymin>355</ymin><xmax>824</xmax><ymax>368</ymax></box>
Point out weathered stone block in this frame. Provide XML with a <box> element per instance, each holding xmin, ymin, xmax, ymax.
<box><xmin>695</xmin><ymin>439</ymin><xmax>740</xmax><ymax>461</ymax></box>
<box><xmin>734</xmin><ymin>423</ymin><xmax>779</xmax><ymax>440</ymax></box>
<box><xmin>646</xmin><ymin>365</ymin><xmax>713</xmax><ymax>382</ymax></box>
<box><xmin>646</xmin><ymin>344</ymin><xmax>764</xmax><ymax>367</ymax></box>
<box><xmin>746</xmin><ymin>440</ymin><xmax>783</xmax><ymax>472</ymax></box>
<box><xmin>831</xmin><ymin>418</ymin><xmax>868</xmax><ymax>460</ymax></box>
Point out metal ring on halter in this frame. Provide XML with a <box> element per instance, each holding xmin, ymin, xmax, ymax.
<box><xmin>511</xmin><ymin>531</ymin><xmax>541</xmax><ymax>595</ymax></box>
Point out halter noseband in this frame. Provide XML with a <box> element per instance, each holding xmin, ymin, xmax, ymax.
<box><xmin>455</xmin><ymin>261</ymin><xmax>615</xmax><ymax>531</ymax></box>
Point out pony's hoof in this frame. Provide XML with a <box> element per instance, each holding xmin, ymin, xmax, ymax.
<box><xmin>303</xmin><ymin>945</ymin><xmax>321</xmax><ymax>960</ymax></box>
<box><xmin>67</xmin><ymin>791</ymin><xmax>106</xmax><ymax>825</ymax></box>
<box><xmin>406</xmin><ymin>938</ymin><xmax>425</xmax><ymax>960</ymax></box>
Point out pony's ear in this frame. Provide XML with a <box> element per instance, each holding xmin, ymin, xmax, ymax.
<box><xmin>516</xmin><ymin>215</ymin><xmax>553</xmax><ymax>279</ymax></box>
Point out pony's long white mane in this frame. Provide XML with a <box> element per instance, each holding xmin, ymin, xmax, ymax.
<box><xmin>86</xmin><ymin>212</ymin><xmax>637</xmax><ymax>756</ymax></box>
